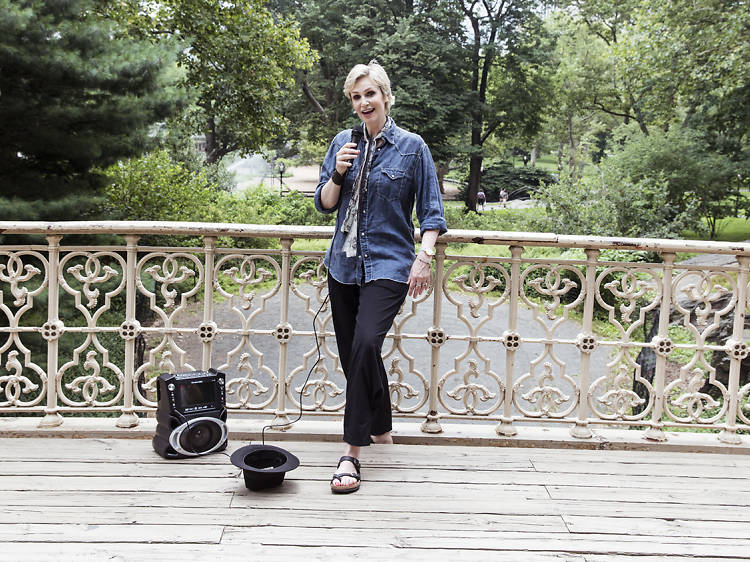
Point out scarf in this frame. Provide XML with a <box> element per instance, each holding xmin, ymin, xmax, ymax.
<box><xmin>340</xmin><ymin>117</ymin><xmax>393</xmax><ymax>258</ymax></box>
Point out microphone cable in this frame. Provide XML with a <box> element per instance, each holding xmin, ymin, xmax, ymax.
<box><xmin>174</xmin><ymin>293</ymin><xmax>330</xmax><ymax>455</ymax></box>
<box><xmin>260</xmin><ymin>293</ymin><xmax>330</xmax><ymax>445</ymax></box>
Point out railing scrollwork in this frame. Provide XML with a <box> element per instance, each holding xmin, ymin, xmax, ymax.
<box><xmin>0</xmin><ymin>221</ymin><xmax>748</xmax><ymax>445</ymax></box>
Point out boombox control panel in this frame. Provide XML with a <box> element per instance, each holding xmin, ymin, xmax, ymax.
<box><xmin>163</xmin><ymin>372</ymin><xmax>225</xmax><ymax>414</ymax></box>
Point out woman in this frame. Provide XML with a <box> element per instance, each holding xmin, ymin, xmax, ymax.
<box><xmin>314</xmin><ymin>60</ymin><xmax>447</xmax><ymax>494</ymax></box>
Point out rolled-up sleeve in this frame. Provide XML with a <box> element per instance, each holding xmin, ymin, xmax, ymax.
<box><xmin>314</xmin><ymin>134</ymin><xmax>344</xmax><ymax>214</ymax></box>
<box><xmin>414</xmin><ymin>143</ymin><xmax>448</xmax><ymax>236</ymax></box>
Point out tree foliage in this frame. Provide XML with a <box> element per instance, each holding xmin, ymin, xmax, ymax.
<box><xmin>459</xmin><ymin>0</ymin><xmax>551</xmax><ymax>211</ymax></box>
<box><xmin>534</xmin><ymin>125</ymin><xmax>747</xmax><ymax>239</ymax></box>
<box><xmin>107</xmin><ymin>0</ymin><xmax>317</xmax><ymax>164</ymax></box>
<box><xmin>457</xmin><ymin>162</ymin><xmax>553</xmax><ymax>204</ymax></box>
<box><xmin>619</xmin><ymin>0</ymin><xmax>750</xmax><ymax>156</ymax></box>
<box><xmin>283</xmin><ymin>0</ymin><xmax>472</xmax><ymax>168</ymax></box>
<box><xmin>0</xmin><ymin>0</ymin><xmax>184</xmax><ymax>219</ymax></box>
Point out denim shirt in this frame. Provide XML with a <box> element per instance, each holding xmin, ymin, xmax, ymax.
<box><xmin>315</xmin><ymin>121</ymin><xmax>447</xmax><ymax>285</ymax></box>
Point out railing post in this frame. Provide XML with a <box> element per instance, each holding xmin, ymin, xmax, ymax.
<box><xmin>271</xmin><ymin>238</ymin><xmax>293</xmax><ymax>428</ymax></box>
<box><xmin>496</xmin><ymin>245</ymin><xmax>523</xmax><ymax>436</ymax></box>
<box><xmin>200</xmin><ymin>236</ymin><xmax>217</xmax><ymax>371</ymax></box>
<box><xmin>38</xmin><ymin>235</ymin><xmax>63</xmax><ymax>428</ymax></box>
<box><xmin>645</xmin><ymin>252</ymin><xmax>675</xmax><ymax>441</ymax></box>
<box><xmin>719</xmin><ymin>255</ymin><xmax>749</xmax><ymax>444</ymax></box>
<box><xmin>571</xmin><ymin>248</ymin><xmax>600</xmax><ymax>439</ymax></box>
<box><xmin>116</xmin><ymin>235</ymin><xmax>140</xmax><ymax>428</ymax></box>
<box><xmin>422</xmin><ymin>242</ymin><xmax>446</xmax><ymax>433</ymax></box>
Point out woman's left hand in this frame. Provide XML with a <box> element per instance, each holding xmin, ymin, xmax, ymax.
<box><xmin>408</xmin><ymin>255</ymin><xmax>432</xmax><ymax>298</ymax></box>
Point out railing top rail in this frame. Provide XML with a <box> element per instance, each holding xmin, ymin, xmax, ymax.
<box><xmin>1</xmin><ymin>221</ymin><xmax>749</xmax><ymax>255</ymax></box>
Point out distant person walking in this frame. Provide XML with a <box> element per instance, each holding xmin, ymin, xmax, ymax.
<box><xmin>499</xmin><ymin>188</ymin><xmax>508</xmax><ymax>208</ymax></box>
<box><xmin>477</xmin><ymin>190</ymin><xmax>486</xmax><ymax>211</ymax></box>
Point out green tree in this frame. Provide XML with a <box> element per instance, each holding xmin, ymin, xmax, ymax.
<box><xmin>0</xmin><ymin>0</ymin><xmax>184</xmax><ymax>220</ymax></box>
<box><xmin>460</xmin><ymin>0</ymin><xmax>550</xmax><ymax>211</ymax></box>
<box><xmin>284</xmin><ymin>0</ymin><xmax>471</xmax><ymax>187</ymax></box>
<box><xmin>375</xmin><ymin>2</ymin><xmax>472</xmax><ymax>173</ymax></box>
<box><xmin>619</xmin><ymin>0</ymin><xmax>749</xmax><ymax>157</ymax></box>
<box><xmin>533</xmin><ymin>160</ymin><xmax>694</xmax><ymax>239</ymax></box>
<box><xmin>535</xmin><ymin>125</ymin><xmax>746</xmax><ymax>240</ymax></box>
<box><xmin>537</xmin><ymin>14</ymin><xmax>615</xmax><ymax>176</ymax></box>
<box><xmin>279</xmin><ymin>0</ymin><xmax>380</xmax><ymax>143</ymax></box>
<box><xmin>606</xmin><ymin>126</ymin><xmax>747</xmax><ymax>239</ymax></box>
<box><xmin>125</xmin><ymin>0</ymin><xmax>317</xmax><ymax>165</ymax></box>
<box><xmin>558</xmin><ymin>0</ymin><xmax>652</xmax><ymax>134</ymax></box>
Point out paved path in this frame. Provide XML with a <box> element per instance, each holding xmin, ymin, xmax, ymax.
<box><xmin>166</xmin><ymin>284</ymin><xmax>609</xmax><ymax>420</ymax></box>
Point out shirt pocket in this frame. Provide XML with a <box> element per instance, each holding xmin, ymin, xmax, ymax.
<box><xmin>374</xmin><ymin>167</ymin><xmax>408</xmax><ymax>202</ymax></box>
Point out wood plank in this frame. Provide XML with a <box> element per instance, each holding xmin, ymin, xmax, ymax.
<box><xmin>227</xmin><ymin>495</ymin><xmax>750</xmax><ymax>522</ymax></box>
<box><xmin>531</xmin><ymin>460</ymin><xmax>743</xmax><ymax>479</ymax></box>
<box><xmin>5</xmin><ymin>436</ymin><xmax>748</xmax><ymax>469</ymax></box>
<box><xmin>563</xmin><ymin>514</ymin><xmax>750</xmax><ymax>539</ymax></box>
<box><xmin>0</xmin><ymin>491</ymin><xmax>233</xmax><ymax>508</ymax></box>
<box><xmin>585</xmin><ymin>557</ymin><xmax>740</xmax><ymax>562</ymax></box>
<box><xmin>0</xmin><ymin>506</ymin><xmax>568</xmax><ymax>533</ymax></box>
<box><xmin>0</xmin><ymin>460</ymin><xmax>240</xmax><ymax>478</ymax></box>
<box><xmin>0</xmin><ymin>438</ymin><xmax>538</xmax><ymax>469</ymax></box>
<box><xmin>4</xmin><ymin>462</ymin><xmax>747</xmax><ymax>494</ymax></box>
<box><xmin>1</xmin><ymin>435</ymin><xmax>749</xmax><ymax>560</ymax></box>
<box><xmin>220</xmin><ymin>526</ymin><xmax>750</xmax><ymax>557</ymax></box>
<box><xmin>0</xmin><ymin>543</ymin><xmax>587</xmax><ymax>562</ymax></box>
<box><xmin>0</xmin><ymin>523</ymin><xmax>222</xmax><ymax>544</ymax></box>
<box><xmin>0</xmin><ymin>474</ymin><xmax>550</xmax><ymax>500</ymax></box>
<box><xmin>547</xmin><ymin>485</ymin><xmax>750</xmax><ymax>506</ymax></box>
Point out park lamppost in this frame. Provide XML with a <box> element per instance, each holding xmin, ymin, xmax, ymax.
<box><xmin>278</xmin><ymin>161</ymin><xmax>286</xmax><ymax>196</ymax></box>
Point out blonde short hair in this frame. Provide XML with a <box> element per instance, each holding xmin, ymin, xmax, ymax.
<box><xmin>343</xmin><ymin>59</ymin><xmax>395</xmax><ymax>114</ymax></box>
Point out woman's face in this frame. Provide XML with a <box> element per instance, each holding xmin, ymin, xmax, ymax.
<box><xmin>350</xmin><ymin>76</ymin><xmax>386</xmax><ymax>132</ymax></box>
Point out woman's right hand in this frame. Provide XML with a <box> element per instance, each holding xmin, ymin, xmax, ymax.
<box><xmin>335</xmin><ymin>142</ymin><xmax>360</xmax><ymax>175</ymax></box>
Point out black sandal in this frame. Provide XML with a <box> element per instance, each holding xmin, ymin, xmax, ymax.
<box><xmin>330</xmin><ymin>455</ymin><xmax>361</xmax><ymax>494</ymax></box>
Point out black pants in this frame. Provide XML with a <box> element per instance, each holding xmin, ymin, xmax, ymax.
<box><xmin>328</xmin><ymin>275</ymin><xmax>408</xmax><ymax>446</ymax></box>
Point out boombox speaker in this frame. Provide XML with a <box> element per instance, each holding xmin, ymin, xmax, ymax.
<box><xmin>152</xmin><ymin>369</ymin><xmax>228</xmax><ymax>459</ymax></box>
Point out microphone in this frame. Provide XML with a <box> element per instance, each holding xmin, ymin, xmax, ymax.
<box><xmin>350</xmin><ymin>123</ymin><xmax>364</xmax><ymax>146</ymax></box>
<box><xmin>332</xmin><ymin>124</ymin><xmax>365</xmax><ymax>186</ymax></box>
<box><xmin>337</xmin><ymin>124</ymin><xmax>363</xmax><ymax>182</ymax></box>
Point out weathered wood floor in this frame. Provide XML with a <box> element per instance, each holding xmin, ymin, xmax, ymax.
<box><xmin>1</xmin><ymin>437</ymin><xmax>749</xmax><ymax>561</ymax></box>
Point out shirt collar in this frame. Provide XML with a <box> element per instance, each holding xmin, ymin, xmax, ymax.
<box><xmin>363</xmin><ymin>116</ymin><xmax>395</xmax><ymax>144</ymax></box>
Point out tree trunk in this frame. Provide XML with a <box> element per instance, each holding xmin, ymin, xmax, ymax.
<box><xmin>205</xmin><ymin>114</ymin><xmax>220</xmax><ymax>164</ymax></box>
<box><xmin>436</xmin><ymin>162</ymin><xmax>448</xmax><ymax>195</ymax></box>
<box><xmin>468</xmin><ymin>153</ymin><xmax>482</xmax><ymax>212</ymax></box>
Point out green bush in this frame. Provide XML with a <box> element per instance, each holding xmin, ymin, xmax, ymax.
<box><xmin>601</xmin><ymin>126</ymin><xmax>746</xmax><ymax>238</ymax></box>
<box><xmin>102</xmin><ymin>149</ymin><xmax>221</xmax><ymax>223</ymax></box>
<box><xmin>443</xmin><ymin>205</ymin><xmax>545</xmax><ymax>232</ymax></box>
<box><xmin>223</xmin><ymin>186</ymin><xmax>335</xmax><ymax>227</ymax></box>
<box><xmin>531</xmin><ymin>163</ymin><xmax>697</xmax><ymax>239</ymax></box>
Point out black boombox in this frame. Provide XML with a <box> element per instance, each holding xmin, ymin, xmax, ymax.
<box><xmin>152</xmin><ymin>369</ymin><xmax>228</xmax><ymax>459</ymax></box>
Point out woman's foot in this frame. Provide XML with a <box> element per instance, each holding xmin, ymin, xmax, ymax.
<box><xmin>370</xmin><ymin>431</ymin><xmax>393</xmax><ymax>444</ymax></box>
<box><xmin>330</xmin><ymin>455</ymin><xmax>361</xmax><ymax>494</ymax></box>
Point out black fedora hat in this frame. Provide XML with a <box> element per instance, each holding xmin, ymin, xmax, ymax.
<box><xmin>230</xmin><ymin>444</ymin><xmax>300</xmax><ymax>491</ymax></box>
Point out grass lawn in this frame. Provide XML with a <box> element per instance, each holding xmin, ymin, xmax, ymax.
<box><xmin>710</xmin><ymin>217</ymin><xmax>750</xmax><ymax>242</ymax></box>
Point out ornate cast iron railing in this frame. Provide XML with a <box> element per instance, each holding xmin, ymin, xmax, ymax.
<box><xmin>2</xmin><ymin>221</ymin><xmax>750</xmax><ymax>444</ymax></box>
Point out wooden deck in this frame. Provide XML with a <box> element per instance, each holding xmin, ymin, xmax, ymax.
<box><xmin>2</xmin><ymin>436</ymin><xmax>750</xmax><ymax>561</ymax></box>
